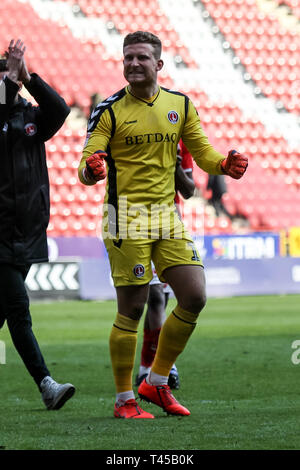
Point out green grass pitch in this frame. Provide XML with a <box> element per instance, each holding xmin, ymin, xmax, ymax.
<box><xmin>0</xmin><ymin>294</ymin><xmax>300</xmax><ymax>450</ymax></box>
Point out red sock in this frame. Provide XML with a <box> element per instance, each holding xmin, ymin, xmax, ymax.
<box><xmin>140</xmin><ymin>328</ymin><xmax>161</xmax><ymax>367</ymax></box>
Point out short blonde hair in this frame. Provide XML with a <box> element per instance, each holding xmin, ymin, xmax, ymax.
<box><xmin>123</xmin><ymin>31</ymin><xmax>162</xmax><ymax>59</ymax></box>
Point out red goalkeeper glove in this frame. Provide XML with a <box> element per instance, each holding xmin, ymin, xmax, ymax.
<box><xmin>84</xmin><ymin>151</ymin><xmax>107</xmax><ymax>182</ymax></box>
<box><xmin>221</xmin><ymin>150</ymin><xmax>248</xmax><ymax>179</ymax></box>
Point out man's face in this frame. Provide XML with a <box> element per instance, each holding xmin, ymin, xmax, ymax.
<box><xmin>123</xmin><ymin>43</ymin><xmax>163</xmax><ymax>87</ymax></box>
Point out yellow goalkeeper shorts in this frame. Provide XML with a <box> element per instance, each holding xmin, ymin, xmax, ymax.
<box><xmin>103</xmin><ymin>222</ymin><xmax>203</xmax><ymax>287</ymax></box>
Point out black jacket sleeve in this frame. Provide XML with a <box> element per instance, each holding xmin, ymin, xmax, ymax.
<box><xmin>0</xmin><ymin>77</ymin><xmax>19</xmax><ymax>132</ymax></box>
<box><xmin>24</xmin><ymin>73</ymin><xmax>70</xmax><ymax>141</ymax></box>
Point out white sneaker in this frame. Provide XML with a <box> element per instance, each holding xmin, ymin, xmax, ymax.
<box><xmin>168</xmin><ymin>365</ymin><xmax>180</xmax><ymax>390</ymax></box>
<box><xmin>40</xmin><ymin>376</ymin><xmax>75</xmax><ymax>410</ymax></box>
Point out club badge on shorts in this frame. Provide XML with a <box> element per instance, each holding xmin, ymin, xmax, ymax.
<box><xmin>133</xmin><ymin>264</ymin><xmax>145</xmax><ymax>278</ymax></box>
<box><xmin>167</xmin><ymin>110</ymin><xmax>179</xmax><ymax>124</ymax></box>
<box><xmin>24</xmin><ymin>123</ymin><xmax>37</xmax><ymax>136</ymax></box>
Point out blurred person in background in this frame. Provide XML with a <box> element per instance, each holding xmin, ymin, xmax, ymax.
<box><xmin>207</xmin><ymin>174</ymin><xmax>234</xmax><ymax>220</ymax></box>
<box><xmin>0</xmin><ymin>39</ymin><xmax>75</xmax><ymax>410</ymax></box>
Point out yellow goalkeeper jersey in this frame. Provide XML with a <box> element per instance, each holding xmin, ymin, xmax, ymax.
<box><xmin>79</xmin><ymin>86</ymin><xmax>224</xmax><ymax>235</ymax></box>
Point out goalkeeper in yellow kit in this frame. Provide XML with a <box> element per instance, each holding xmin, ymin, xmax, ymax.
<box><xmin>78</xmin><ymin>31</ymin><xmax>248</xmax><ymax>418</ymax></box>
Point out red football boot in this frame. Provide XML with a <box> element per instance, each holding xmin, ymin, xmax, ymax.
<box><xmin>138</xmin><ymin>379</ymin><xmax>190</xmax><ymax>416</ymax></box>
<box><xmin>114</xmin><ymin>398</ymin><xmax>155</xmax><ymax>419</ymax></box>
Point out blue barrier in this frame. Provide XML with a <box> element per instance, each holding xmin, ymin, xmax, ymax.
<box><xmin>204</xmin><ymin>257</ymin><xmax>300</xmax><ymax>297</ymax></box>
<box><xmin>49</xmin><ymin>232</ymin><xmax>280</xmax><ymax>262</ymax></box>
<box><xmin>44</xmin><ymin>234</ymin><xmax>300</xmax><ymax>299</ymax></box>
<box><xmin>195</xmin><ymin>233</ymin><xmax>280</xmax><ymax>260</ymax></box>
<box><xmin>79</xmin><ymin>256</ymin><xmax>300</xmax><ymax>300</ymax></box>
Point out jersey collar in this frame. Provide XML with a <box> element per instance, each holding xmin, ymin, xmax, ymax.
<box><xmin>127</xmin><ymin>86</ymin><xmax>160</xmax><ymax>107</ymax></box>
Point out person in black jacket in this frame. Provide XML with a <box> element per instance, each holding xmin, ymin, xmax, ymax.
<box><xmin>0</xmin><ymin>39</ymin><xmax>75</xmax><ymax>410</ymax></box>
<box><xmin>207</xmin><ymin>174</ymin><xmax>234</xmax><ymax>220</ymax></box>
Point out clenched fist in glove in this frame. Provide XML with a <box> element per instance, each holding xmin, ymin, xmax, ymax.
<box><xmin>221</xmin><ymin>150</ymin><xmax>248</xmax><ymax>179</ymax></box>
<box><xmin>84</xmin><ymin>150</ymin><xmax>107</xmax><ymax>182</ymax></box>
